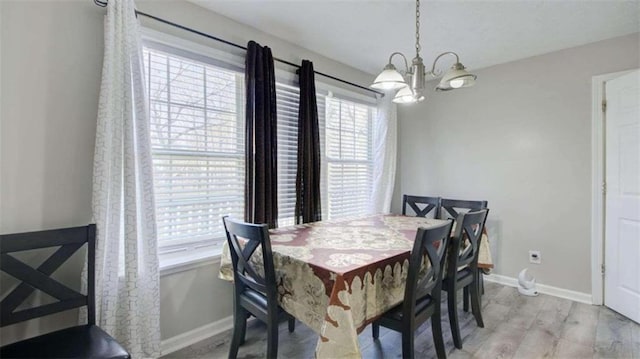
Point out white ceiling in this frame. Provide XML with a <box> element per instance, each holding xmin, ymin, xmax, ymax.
<box><xmin>192</xmin><ymin>0</ymin><xmax>640</xmax><ymax>75</ymax></box>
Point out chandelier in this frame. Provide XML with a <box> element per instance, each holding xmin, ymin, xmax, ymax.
<box><xmin>371</xmin><ymin>0</ymin><xmax>477</xmax><ymax>104</ymax></box>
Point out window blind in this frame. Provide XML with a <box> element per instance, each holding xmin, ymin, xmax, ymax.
<box><xmin>324</xmin><ymin>96</ymin><xmax>376</xmax><ymax>219</ymax></box>
<box><xmin>143</xmin><ymin>46</ymin><xmax>245</xmax><ymax>252</ymax></box>
<box><xmin>276</xmin><ymin>83</ymin><xmax>327</xmax><ymax>227</ymax></box>
<box><xmin>275</xmin><ymin>82</ymin><xmax>299</xmax><ymax>227</ymax></box>
<box><xmin>143</xmin><ymin>39</ymin><xmax>377</xmax><ymax>257</ymax></box>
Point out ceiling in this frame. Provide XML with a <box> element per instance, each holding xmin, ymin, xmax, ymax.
<box><xmin>191</xmin><ymin>0</ymin><xmax>640</xmax><ymax>75</ymax></box>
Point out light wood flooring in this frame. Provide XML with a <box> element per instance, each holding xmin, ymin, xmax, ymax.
<box><xmin>163</xmin><ymin>282</ymin><xmax>640</xmax><ymax>358</ymax></box>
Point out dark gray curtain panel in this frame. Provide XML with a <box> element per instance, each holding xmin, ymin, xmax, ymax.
<box><xmin>244</xmin><ymin>41</ymin><xmax>278</xmax><ymax>228</ymax></box>
<box><xmin>294</xmin><ymin>60</ymin><xmax>322</xmax><ymax>224</ymax></box>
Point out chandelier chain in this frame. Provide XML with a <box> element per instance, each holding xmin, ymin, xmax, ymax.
<box><xmin>415</xmin><ymin>0</ymin><xmax>421</xmax><ymax>57</ymax></box>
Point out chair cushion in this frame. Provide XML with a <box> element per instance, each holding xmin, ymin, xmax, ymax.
<box><xmin>0</xmin><ymin>324</ymin><xmax>130</xmax><ymax>359</ymax></box>
<box><xmin>443</xmin><ymin>267</ymin><xmax>474</xmax><ymax>289</ymax></box>
<box><xmin>241</xmin><ymin>288</ymin><xmax>270</xmax><ymax>311</ymax></box>
<box><xmin>241</xmin><ymin>289</ymin><xmax>286</xmax><ymax>313</ymax></box>
<box><xmin>383</xmin><ymin>294</ymin><xmax>434</xmax><ymax>321</ymax></box>
<box><xmin>455</xmin><ymin>267</ymin><xmax>473</xmax><ymax>282</ymax></box>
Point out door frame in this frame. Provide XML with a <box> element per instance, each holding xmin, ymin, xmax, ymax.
<box><xmin>590</xmin><ymin>70</ymin><xmax>635</xmax><ymax>305</ymax></box>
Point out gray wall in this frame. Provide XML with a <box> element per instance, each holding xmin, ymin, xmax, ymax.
<box><xmin>0</xmin><ymin>0</ymin><xmax>372</xmax><ymax>344</ymax></box>
<box><xmin>2</xmin><ymin>0</ymin><xmax>638</xmax><ymax>346</ymax></box>
<box><xmin>1</xmin><ymin>0</ymin><xmax>104</xmax><ymax>344</ymax></box>
<box><xmin>393</xmin><ymin>33</ymin><xmax>640</xmax><ymax>294</ymax></box>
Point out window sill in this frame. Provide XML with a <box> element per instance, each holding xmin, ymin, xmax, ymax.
<box><xmin>159</xmin><ymin>247</ymin><xmax>222</xmax><ymax>277</ymax></box>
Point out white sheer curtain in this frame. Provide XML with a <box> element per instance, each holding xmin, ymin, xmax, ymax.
<box><xmin>371</xmin><ymin>94</ymin><xmax>398</xmax><ymax>214</ymax></box>
<box><xmin>91</xmin><ymin>0</ymin><xmax>160</xmax><ymax>357</ymax></box>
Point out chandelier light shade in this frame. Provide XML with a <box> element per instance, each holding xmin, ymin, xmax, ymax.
<box><xmin>371</xmin><ymin>0</ymin><xmax>476</xmax><ymax>104</ymax></box>
<box><xmin>392</xmin><ymin>88</ymin><xmax>413</xmax><ymax>104</ymax></box>
<box><xmin>436</xmin><ymin>62</ymin><xmax>477</xmax><ymax>91</ymax></box>
<box><xmin>393</xmin><ymin>85</ymin><xmax>421</xmax><ymax>104</ymax></box>
<box><xmin>371</xmin><ymin>63</ymin><xmax>406</xmax><ymax>90</ymax></box>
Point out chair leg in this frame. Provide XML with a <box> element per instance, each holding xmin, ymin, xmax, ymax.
<box><xmin>229</xmin><ymin>308</ymin><xmax>247</xmax><ymax>359</ymax></box>
<box><xmin>448</xmin><ymin>287</ymin><xmax>463</xmax><ymax>349</ymax></box>
<box><xmin>401</xmin><ymin>329</ymin><xmax>415</xmax><ymax>359</ymax></box>
<box><xmin>431</xmin><ymin>311</ymin><xmax>446</xmax><ymax>359</ymax></box>
<box><xmin>372</xmin><ymin>322</ymin><xmax>380</xmax><ymax>339</ymax></box>
<box><xmin>266</xmin><ymin>316</ymin><xmax>279</xmax><ymax>359</ymax></box>
<box><xmin>470</xmin><ymin>277</ymin><xmax>484</xmax><ymax>328</ymax></box>
<box><xmin>477</xmin><ymin>272</ymin><xmax>484</xmax><ymax>309</ymax></box>
<box><xmin>238</xmin><ymin>312</ymin><xmax>251</xmax><ymax>345</ymax></box>
<box><xmin>463</xmin><ymin>286</ymin><xmax>470</xmax><ymax>312</ymax></box>
<box><xmin>288</xmin><ymin>317</ymin><xmax>296</xmax><ymax>333</ymax></box>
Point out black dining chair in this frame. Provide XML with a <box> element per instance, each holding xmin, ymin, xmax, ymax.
<box><xmin>371</xmin><ymin>220</ymin><xmax>453</xmax><ymax>359</ymax></box>
<box><xmin>0</xmin><ymin>225</ymin><xmax>130</xmax><ymax>359</ymax></box>
<box><xmin>222</xmin><ymin>216</ymin><xmax>295</xmax><ymax>359</ymax></box>
<box><xmin>442</xmin><ymin>209</ymin><xmax>489</xmax><ymax>350</ymax></box>
<box><xmin>439</xmin><ymin>198</ymin><xmax>489</xmax><ymax>299</ymax></box>
<box><xmin>439</xmin><ymin>198</ymin><xmax>488</xmax><ymax>220</ymax></box>
<box><xmin>402</xmin><ymin>195</ymin><xmax>441</xmax><ymax>218</ymax></box>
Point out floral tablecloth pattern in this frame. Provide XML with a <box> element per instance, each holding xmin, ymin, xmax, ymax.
<box><xmin>219</xmin><ymin>214</ymin><xmax>493</xmax><ymax>358</ymax></box>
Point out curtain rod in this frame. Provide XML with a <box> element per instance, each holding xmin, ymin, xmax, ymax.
<box><xmin>93</xmin><ymin>0</ymin><xmax>383</xmax><ymax>97</ymax></box>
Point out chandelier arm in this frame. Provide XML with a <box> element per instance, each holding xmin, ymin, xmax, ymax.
<box><xmin>428</xmin><ymin>51</ymin><xmax>460</xmax><ymax>76</ymax></box>
<box><xmin>388</xmin><ymin>52</ymin><xmax>411</xmax><ymax>74</ymax></box>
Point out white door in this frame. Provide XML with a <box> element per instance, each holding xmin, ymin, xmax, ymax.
<box><xmin>604</xmin><ymin>70</ymin><xmax>640</xmax><ymax>324</ymax></box>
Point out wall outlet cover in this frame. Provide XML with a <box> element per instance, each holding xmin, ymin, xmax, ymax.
<box><xmin>529</xmin><ymin>250</ymin><xmax>541</xmax><ymax>264</ymax></box>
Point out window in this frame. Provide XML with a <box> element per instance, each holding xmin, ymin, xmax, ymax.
<box><xmin>275</xmin><ymin>84</ymin><xmax>376</xmax><ymax>224</ymax></box>
<box><xmin>275</xmin><ymin>82</ymin><xmax>299</xmax><ymax>227</ymax></box>
<box><xmin>143</xmin><ymin>43</ymin><xmax>245</xmax><ymax>256</ymax></box>
<box><xmin>324</xmin><ymin>96</ymin><xmax>376</xmax><ymax>219</ymax></box>
<box><xmin>275</xmin><ymin>83</ymin><xmax>328</xmax><ymax>227</ymax></box>
<box><xmin>142</xmin><ymin>36</ymin><xmax>377</xmax><ymax>265</ymax></box>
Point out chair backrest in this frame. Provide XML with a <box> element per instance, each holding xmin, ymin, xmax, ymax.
<box><xmin>439</xmin><ymin>198</ymin><xmax>488</xmax><ymax>220</ymax></box>
<box><xmin>222</xmin><ymin>216</ymin><xmax>277</xmax><ymax>303</ymax></box>
<box><xmin>448</xmin><ymin>209</ymin><xmax>489</xmax><ymax>273</ymax></box>
<box><xmin>402</xmin><ymin>195</ymin><xmax>441</xmax><ymax>218</ymax></box>
<box><xmin>0</xmin><ymin>225</ymin><xmax>96</xmax><ymax>327</ymax></box>
<box><xmin>402</xmin><ymin>221</ymin><xmax>453</xmax><ymax>319</ymax></box>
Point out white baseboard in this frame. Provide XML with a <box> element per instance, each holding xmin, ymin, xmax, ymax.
<box><xmin>484</xmin><ymin>274</ymin><xmax>593</xmax><ymax>305</ymax></box>
<box><xmin>160</xmin><ymin>315</ymin><xmax>233</xmax><ymax>356</ymax></box>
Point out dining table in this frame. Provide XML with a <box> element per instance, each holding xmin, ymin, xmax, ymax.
<box><xmin>219</xmin><ymin>214</ymin><xmax>493</xmax><ymax>358</ymax></box>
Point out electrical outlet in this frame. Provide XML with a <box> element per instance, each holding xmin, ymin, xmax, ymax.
<box><xmin>529</xmin><ymin>250</ymin><xmax>541</xmax><ymax>264</ymax></box>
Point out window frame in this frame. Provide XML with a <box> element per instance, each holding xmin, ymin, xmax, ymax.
<box><xmin>321</xmin><ymin>92</ymin><xmax>377</xmax><ymax>220</ymax></box>
<box><xmin>141</xmin><ymin>29</ymin><xmax>379</xmax><ymax>272</ymax></box>
<box><xmin>142</xmin><ymin>29</ymin><xmax>247</xmax><ymax>270</ymax></box>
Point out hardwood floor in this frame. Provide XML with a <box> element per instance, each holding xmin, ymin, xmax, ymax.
<box><xmin>163</xmin><ymin>282</ymin><xmax>640</xmax><ymax>359</ymax></box>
